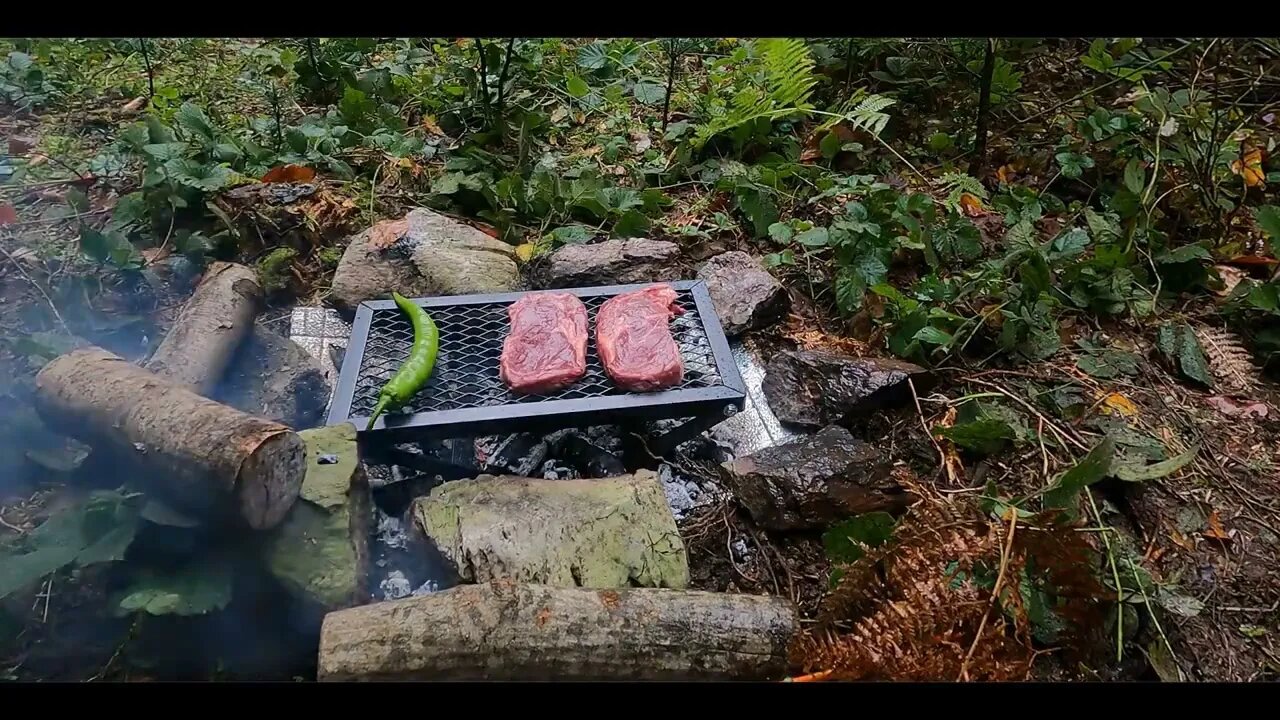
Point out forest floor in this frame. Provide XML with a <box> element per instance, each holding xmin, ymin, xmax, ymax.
<box><xmin>2</xmin><ymin>37</ymin><xmax>1280</xmax><ymax>682</ymax></box>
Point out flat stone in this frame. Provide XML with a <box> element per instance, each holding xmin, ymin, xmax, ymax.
<box><xmin>719</xmin><ymin>424</ymin><xmax>906</xmax><ymax>530</ymax></box>
<box><xmin>696</xmin><ymin>251</ymin><xmax>788</xmax><ymax>336</ymax></box>
<box><xmin>535</xmin><ymin>238</ymin><xmax>680</xmax><ymax>289</ymax></box>
<box><xmin>263</xmin><ymin>423</ymin><xmax>371</xmax><ymax>614</ymax></box>
<box><xmin>412</xmin><ymin>469</ymin><xmax>688</xmax><ymax>589</ymax></box>
<box><xmin>762</xmin><ymin>349</ymin><xmax>932</xmax><ymax>427</ymax></box>
<box><xmin>214</xmin><ymin>323</ymin><xmax>330</xmax><ymax>429</ymax></box>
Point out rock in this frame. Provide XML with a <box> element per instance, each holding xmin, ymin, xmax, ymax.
<box><xmin>412</xmin><ymin>469</ymin><xmax>688</xmax><ymax>589</ymax></box>
<box><xmin>214</xmin><ymin>323</ymin><xmax>331</xmax><ymax>429</ymax></box>
<box><xmin>329</xmin><ymin>216</ymin><xmax>433</xmax><ymax>312</ymax></box>
<box><xmin>329</xmin><ymin>208</ymin><xmax>520</xmax><ymax>311</ymax></box>
<box><xmin>536</xmin><ymin>238</ymin><xmax>680</xmax><ymax>289</ymax></box>
<box><xmin>406</xmin><ymin>208</ymin><xmax>520</xmax><ymax>295</ymax></box>
<box><xmin>762</xmin><ymin>349</ymin><xmax>932</xmax><ymax>427</ymax></box>
<box><xmin>719</xmin><ymin>424</ymin><xmax>907</xmax><ymax>530</ymax></box>
<box><xmin>263</xmin><ymin>423</ymin><xmax>372</xmax><ymax>616</ymax></box>
<box><xmin>696</xmin><ymin>251</ymin><xmax>788</xmax><ymax>336</ymax></box>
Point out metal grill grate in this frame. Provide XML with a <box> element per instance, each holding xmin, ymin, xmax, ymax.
<box><xmin>328</xmin><ymin>281</ymin><xmax>746</xmax><ymax>441</ymax></box>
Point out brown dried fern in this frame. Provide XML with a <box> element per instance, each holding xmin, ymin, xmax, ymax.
<box><xmin>791</xmin><ymin>498</ymin><xmax>1110</xmax><ymax>681</ymax></box>
<box><xmin>1195</xmin><ymin>325</ymin><xmax>1259</xmax><ymax>394</ymax></box>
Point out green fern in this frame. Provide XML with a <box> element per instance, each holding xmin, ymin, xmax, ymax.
<box><xmin>693</xmin><ymin>38</ymin><xmax>817</xmax><ymax>148</ymax></box>
<box><xmin>939</xmin><ymin>172</ymin><xmax>988</xmax><ymax>213</ymax></box>
<box><xmin>819</xmin><ymin>89</ymin><xmax>896</xmax><ymax>138</ymax></box>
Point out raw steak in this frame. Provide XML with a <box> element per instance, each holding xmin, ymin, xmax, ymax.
<box><xmin>500</xmin><ymin>292</ymin><xmax>589</xmax><ymax>394</ymax></box>
<box><xmin>596</xmin><ymin>284</ymin><xmax>684</xmax><ymax>392</ymax></box>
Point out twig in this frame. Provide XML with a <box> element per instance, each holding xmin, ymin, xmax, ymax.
<box><xmin>1085</xmin><ymin>489</ymin><xmax>1125</xmax><ymax>664</ymax></box>
<box><xmin>0</xmin><ymin>512</ymin><xmax>25</xmax><ymax>534</ymax></box>
<box><xmin>476</xmin><ymin>38</ymin><xmax>491</xmax><ymax>123</ymax></box>
<box><xmin>0</xmin><ymin>243</ymin><xmax>72</xmax><ymax>335</ymax></box>
<box><xmin>959</xmin><ymin>507</ymin><xmax>1017</xmax><ymax>681</ymax></box>
<box><xmin>1128</xmin><ymin>557</ymin><xmax>1177</xmax><ymax>667</ymax></box>
<box><xmin>41</xmin><ymin>575</ymin><xmax>53</xmax><ymax>623</ymax></box>
<box><xmin>909</xmin><ymin>377</ymin><xmax>946</xmax><ymax>468</ymax></box>
<box><xmin>785</xmin><ymin>669</ymin><xmax>833</xmax><ymax>682</ymax></box>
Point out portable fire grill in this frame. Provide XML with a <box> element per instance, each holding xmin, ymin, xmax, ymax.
<box><xmin>327</xmin><ymin>280</ymin><xmax>747</xmax><ymax>456</ymax></box>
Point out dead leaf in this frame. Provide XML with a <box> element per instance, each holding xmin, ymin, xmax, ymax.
<box><xmin>0</xmin><ymin>203</ymin><xmax>17</xmax><ymax>226</ymax></box>
<box><xmin>1206</xmin><ymin>395</ymin><xmax>1269</xmax><ymax>419</ymax></box>
<box><xmin>367</xmin><ymin>218</ymin><xmax>409</xmax><ymax>251</ymax></box>
<box><xmin>469</xmin><ymin>221</ymin><xmax>501</xmax><ymax>239</ymax></box>
<box><xmin>1230</xmin><ymin>148</ymin><xmax>1265</xmax><ymax>188</ymax></box>
<box><xmin>1223</xmin><ymin>254</ymin><xmax>1279</xmax><ymax>267</ymax></box>
<box><xmin>7</xmin><ymin>136</ymin><xmax>35</xmax><ymax>155</ymax></box>
<box><xmin>550</xmin><ymin>107</ymin><xmax>568</xmax><ymax>124</ymax></box>
<box><xmin>1213</xmin><ymin>265</ymin><xmax>1248</xmax><ymax>296</ymax></box>
<box><xmin>121</xmin><ymin>95</ymin><xmax>147</xmax><ymax>115</ymax></box>
<box><xmin>959</xmin><ymin>193</ymin><xmax>985</xmax><ymax>217</ymax></box>
<box><xmin>932</xmin><ymin>407</ymin><xmax>966</xmax><ymax>487</ymax></box>
<box><xmin>261</xmin><ymin>164</ymin><xmax>317</xmax><ymax>184</ymax></box>
<box><xmin>1169</xmin><ymin>529</ymin><xmax>1196</xmax><ymax>552</ymax></box>
<box><xmin>421</xmin><ymin>115</ymin><xmax>444</xmax><ymax>136</ymax></box>
<box><xmin>1203</xmin><ymin>511</ymin><xmax>1231</xmax><ymax>541</ymax></box>
<box><xmin>514</xmin><ymin>243</ymin><xmax>539</xmax><ymax>263</ymax></box>
<box><xmin>27</xmin><ymin>155</ymin><xmax>47</xmax><ymax>168</ymax></box>
<box><xmin>631</xmin><ymin>130</ymin><xmax>652</xmax><ymax>154</ymax></box>
<box><xmin>1100</xmin><ymin>391</ymin><xmax>1139</xmax><ymax>417</ymax></box>
<box><xmin>800</xmin><ymin>123</ymin><xmax>859</xmax><ymax>163</ymax></box>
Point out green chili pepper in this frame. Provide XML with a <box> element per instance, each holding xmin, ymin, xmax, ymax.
<box><xmin>366</xmin><ymin>291</ymin><xmax>439</xmax><ymax>430</ymax></box>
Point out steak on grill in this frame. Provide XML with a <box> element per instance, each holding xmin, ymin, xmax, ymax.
<box><xmin>596</xmin><ymin>284</ymin><xmax>684</xmax><ymax>392</ymax></box>
<box><xmin>500</xmin><ymin>292</ymin><xmax>589</xmax><ymax>394</ymax></box>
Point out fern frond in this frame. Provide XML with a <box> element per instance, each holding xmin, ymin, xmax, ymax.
<box><xmin>1195</xmin><ymin>326</ymin><xmax>1259</xmax><ymax>394</ymax></box>
<box><xmin>693</xmin><ymin>38</ymin><xmax>817</xmax><ymax>148</ymax></box>
<box><xmin>817</xmin><ymin>88</ymin><xmax>896</xmax><ymax>139</ymax></box>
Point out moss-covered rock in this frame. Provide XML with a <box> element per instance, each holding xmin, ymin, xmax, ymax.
<box><xmin>412</xmin><ymin>469</ymin><xmax>688</xmax><ymax>589</ymax></box>
<box><xmin>262</xmin><ymin>423</ymin><xmax>369</xmax><ymax>612</ymax></box>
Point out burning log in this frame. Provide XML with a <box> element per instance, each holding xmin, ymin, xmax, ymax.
<box><xmin>317</xmin><ymin>580</ymin><xmax>798</xmax><ymax>681</ymax></box>
<box><xmin>145</xmin><ymin>261</ymin><xmax>263</xmax><ymax>396</ymax></box>
<box><xmin>33</xmin><ymin>346</ymin><xmax>305</xmax><ymax>530</ymax></box>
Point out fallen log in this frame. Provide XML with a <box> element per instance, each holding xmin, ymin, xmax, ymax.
<box><xmin>33</xmin><ymin>346</ymin><xmax>305</xmax><ymax>530</ymax></box>
<box><xmin>145</xmin><ymin>261</ymin><xmax>262</xmax><ymax>395</ymax></box>
<box><xmin>317</xmin><ymin>580</ymin><xmax>798</xmax><ymax>681</ymax></box>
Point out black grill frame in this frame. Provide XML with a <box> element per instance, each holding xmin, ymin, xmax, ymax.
<box><xmin>327</xmin><ymin>280</ymin><xmax>746</xmax><ymax>444</ymax></box>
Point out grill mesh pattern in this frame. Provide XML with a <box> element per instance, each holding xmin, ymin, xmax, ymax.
<box><xmin>351</xmin><ymin>290</ymin><xmax>725</xmax><ymax>416</ymax></box>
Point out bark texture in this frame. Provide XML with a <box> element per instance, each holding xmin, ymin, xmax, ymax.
<box><xmin>145</xmin><ymin>261</ymin><xmax>263</xmax><ymax>395</ymax></box>
<box><xmin>33</xmin><ymin>347</ymin><xmax>305</xmax><ymax>530</ymax></box>
<box><xmin>317</xmin><ymin>580</ymin><xmax>798</xmax><ymax>681</ymax></box>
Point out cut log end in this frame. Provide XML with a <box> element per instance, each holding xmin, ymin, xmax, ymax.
<box><xmin>238</xmin><ymin>430</ymin><xmax>308</xmax><ymax>530</ymax></box>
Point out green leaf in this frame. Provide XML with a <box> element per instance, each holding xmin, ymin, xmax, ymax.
<box><xmin>822</xmin><ymin>512</ymin><xmax>897</xmax><ymax>564</ymax></box>
<box><xmin>142</xmin><ymin>142</ymin><xmax>188</xmax><ymax>162</ymax></box>
<box><xmin>1043</xmin><ymin>435</ymin><xmax>1116</xmax><ymax>510</ymax></box>
<box><xmin>795</xmin><ymin>227</ymin><xmax>829</xmax><ymax>247</ymax></box>
<box><xmin>1075</xmin><ymin>343</ymin><xmax>1139</xmax><ymax>379</ymax></box>
<box><xmin>1124</xmin><ymin>159</ymin><xmax>1146</xmax><ymax>196</ymax></box>
<box><xmin>1155</xmin><ymin>323</ymin><xmax>1213</xmax><ymax>387</ymax></box>
<box><xmin>115</xmin><ymin>557</ymin><xmax>233</xmax><ymax>617</ymax></box>
<box><xmin>935</xmin><ymin>418</ymin><xmax>1017</xmax><ymax>455</ymax></box>
<box><xmin>0</xmin><ymin>490</ymin><xmax>142</xmax><ymax>600</ymax></box>
<box><xmin>632</xmin><ymin>81</ymin><xmax>665</xmax><ymax>106</ymax></box>
<box><xmin>819</xmin><ymin>131</ymin><xmax>842</xmax><ymax>160</ymax></box>
<box><xmin>763</xmin><ymin>249</ymin><xmax>796</xmax><ymax>268</ymax></box>
<box><xmin>80</xmin><ymin>225</ymin><xmax>141</xmax><ymax>270</ymax></box>
<box><xmin>175</xmin><ymin>102</ymin><xmax>217</xmax><ymax>143</ymax></box>
<box><xmin>913</xmin><ymin>325</ymin><xmax>955</xmax><ymax>348</ymax></box>
<box><xmin>612</xmin><ymin>209</ymin><xmax>650</xmax><ymax>238</ymax></box>
<box><xmin>767</xmin><ymin>222</ymin><xmax>794</xmax><ymax>244</ymax></box>
<box><xmin>547</xmin><ymin>224</ymin><xmax>594</xmax><ymax>245</ymax></box>
<box><xmin>1255</xmin><ymin>206</ymin><xmax>1280</xmax><ymax>256</ymax></box>
<box><xmin>566</xmin><ymin>74</ymin><xmax>590</xmax><ymax>99</ymax></box>
<box><xmin>1156</xmin><ymin>588</ymin><xmax>1204</xmax><ymax>618</ymax></box>
<box><xmin>1112</xmin><ymin>445</ymin><xmax>1198</xmax><ymax>482</ymax></box>
<box><xmin>576</xmin><ymin>42</ymin><xmax>609</xmax><ymax>71</ymax></box>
